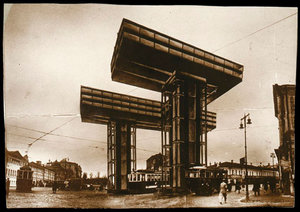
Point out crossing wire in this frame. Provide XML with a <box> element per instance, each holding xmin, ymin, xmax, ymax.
<box><xmin>213</xmin><ymin>12</ymin><xmax>297</xmax><ymax>53</ymax></box>
<box><xmin>6</xmin><ymin>128</ymin><xmax>158</xmax><ymax>153</ymax></box>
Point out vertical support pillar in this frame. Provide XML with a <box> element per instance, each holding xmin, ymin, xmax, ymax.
<box><xmin>107</xmin><ymin>121</ymin><xmax>131</xmax><ymax>193</ymax></box>
<box><xmin>161</xmin><ymin>91</ymin><xmax>172</xmax><ymax>190</ymax></box>
<box><xmin>117</xmin><ymin>122</ymin><xmax>131</xmax><ymax>192</ymax></box>
<box><xmin>162</xmin><ymin>71</ymin><xmax>209</xmax><ymax>192</ymax></box>
<box><xmin>198</xmin><ymin>84</ymin><xmax>208</xmax><ymax>166</ymax></box>
<box><xmin>171</xmin><ymin>78</ymin><xmax>185</xmax><ymax>191</ymax></box>
<box><xmin>187</xmin><ymin>81</ymin><xmax>197</xmax><ymax>166</ymax></box>
<box><xmin>130</xmin><ymin>126</ymin><xmax>137</xmax><ymax>172</ymax></box>
<box><xmin>204</xmin><ymin>84</ymin><xmax>208</xmax><ymax>166</ymax></box>
<box><xmin>107</xmin><ymin>121</ymin><xmax>117</xmax><ymax>191</ymax></box>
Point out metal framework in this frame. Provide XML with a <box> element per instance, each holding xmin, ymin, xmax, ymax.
<box><xmin>130</xmin><ymin>126</ymin><xmax>137</xmax><ymax>172</ymax></box>
<box><xmin>107</xmin><ymin>121</ymin><xmax>116</xmax><ymax>190</ymax></box>
<box><xmin>160</xmin><ymin>71</ymin><xmax>213</xmax><ymax>191</ymax></box>
<box><xmin>81</xmin><ymin>18</ymin><xmax>244</xmax><ymax>193</ymax></box>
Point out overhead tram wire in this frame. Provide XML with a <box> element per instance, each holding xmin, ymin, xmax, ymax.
<box><xmin>25</xmin><ymin>116</ymin><xmax>78</xmax><ymax>154</ymax></box>
<box><xmin>7</xmin><ymin>130</ymin><xmax>159</xmax><ymax>154</ymax></box>
<box><xmin>6</xmin><ymin>124</ymin><xmax>105</xmax><ymax>144</ymax></box>
<box><xmin>5</xmin><ymin>113</ymin><xmax>80</xmax><ymax>118</ymax></box>
<box><xmin>212</xmin><ymin>12</ymin><xmax>297</xmax><ymax>53</ymax></box>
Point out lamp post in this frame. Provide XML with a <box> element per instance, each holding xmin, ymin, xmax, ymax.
<box><xmin>270</xmin><ymin>153</ymin><xmax>276</xmax><ymax>177</ymax></box>
<box><xmin>239</xmin><ymin>113</ymin><xmax>252</xmax><ymax>202</ymax></box>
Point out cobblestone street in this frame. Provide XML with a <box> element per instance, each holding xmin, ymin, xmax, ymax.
<box><xmin>6</xmin><ymin>187</ymin><xmax>294</xmax><ymax>208</ymax></box>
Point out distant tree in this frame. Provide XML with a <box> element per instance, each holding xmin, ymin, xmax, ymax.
<box><xmin>89</xmin><ymin>172</ymin><xmax>93</xmax><ymax>179</ymax></box>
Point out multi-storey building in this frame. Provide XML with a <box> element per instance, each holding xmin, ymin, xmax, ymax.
<box><xmin>273</xmin><ymin>84</ymin><xmax>295</xmax><ymax>195</ymax></box>
<box><xmin>29</xmin><ymin>161</ymin><xmax>55</xmax><ymax>186</ymax></box>
<box><xmin>46</xmin><ymin>158</ymin><xmax>82</xmax><ymax>180</ymax></box>
<box><xmin>5</xmin><ymin>149</ymin><xmax>28</xmax><ymax>187</ymax></box>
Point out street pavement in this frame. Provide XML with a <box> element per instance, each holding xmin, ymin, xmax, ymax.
<box><xmin>5</xmin><ymin>187</ymin><xmax>294</xmax><ymax>208</ymax></box>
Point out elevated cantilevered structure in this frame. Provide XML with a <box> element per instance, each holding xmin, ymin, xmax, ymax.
<box><xmin>111</xmin><ymin>19</ymin><xmax>243</xmax><ymax>104</ymax></box>
<box><xmin>110</xmin><ymin>19</ymin><xmax>244</xmax><ymax>192</ymax></box>
<box><xmin>80</xmin><ymin>85</ymin><xmax>216</xmax><ymax>192</ymax></box>
<box><xmin>80</xmin><ymin>18</ymin><xmax>244</xmax><ymax>193</ymax></box>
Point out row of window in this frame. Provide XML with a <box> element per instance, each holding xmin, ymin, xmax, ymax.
<box><xmin>228</xmin><ymin>169</ymin><xmax>277</xmax><ymax>176</ymax></box>
<box><xmin>6</xmin><ymin>168</ymin><xmax>17</xmax><ymax>177</ymax></box>
<box><xmin>128</xmin><ymin>173</ymin><xmax>168</xmax><ymax>182</ymax></box>
<box><xmin>8</xmin><ymin>158</ymin><xmax>25</xmax><ymax>166</ymax></box>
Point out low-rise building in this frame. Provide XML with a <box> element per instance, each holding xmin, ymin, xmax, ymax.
<box><xmin>5</xmin><ymin>149</ymin><xmax>28</xmax><ymax>187</ymax></box>
<box><xmin>46</xmin><ymin>158</ymin><xmax>82</xmax><ymax>180</ymax></box>
<box><xmin>29</xmin><ymin>161</ymin><xmax>55</xmax><ymax>186</ymax></box>
<box><xmin>208</xmin><ymin>160</ymin><xmax>279</xmax><ymax>183</ymax></box>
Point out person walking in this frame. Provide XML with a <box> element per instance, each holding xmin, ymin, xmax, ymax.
<box><xmin>52</xmin><ymin>181</ymin><xmax>57</xmax><ymax>194</ymax></box>
<box><xmin>253</xmin><ymin>181</ymin><xmax>260</xmax><ymax>196</ymax></box>
<box><xmin>263</xmin><ymin>181</ymin><xmax>269</xmax><ymax>193</ymax></box>
<box><xmin>219</xmin><ymin>179</ymin><xmax>227</xmax><ymax>204</ymax></box>
<box><xmin>227</xmin><ymin>180</ymin><xmax>232</xmax><ymax>192</ymax></box>
<box><xmin>270</xmin><ymin>179</ymin><xmax>276</xmax><ymax>193</ymax></box>
<box><xmin>235</xmin><ymin>180</ymin><xmax>241</xmax><ymax>194</ymax></box>
<box><xmin>6</xmin><ymin>178</ymin><xmax>10</xmax><ymax>197</ymax></box>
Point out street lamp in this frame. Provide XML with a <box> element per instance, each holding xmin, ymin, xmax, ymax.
<box><xmin>239</xmin><ymin>113</ymin><xmax>252</xmax><ymax>202</ymax></box>
<box><xmin>270</xmin><ymin>153</ymin><xmax>276</xmax><ymax>177</ymax></box>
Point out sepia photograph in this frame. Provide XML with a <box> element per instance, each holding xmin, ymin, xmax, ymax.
<box><xmin>3</xmin><ymin>4</ymin><xmax>296</xmax><ymax>208</ymax></box>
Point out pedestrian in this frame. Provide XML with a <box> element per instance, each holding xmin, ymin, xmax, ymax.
<box><xmin>52</xmin><ymin>181</ymin><xmax>57</xmax><ymax>194</ymax></box>
<box><xmin>270</xmin><ymin>180</ymin><xmax>276</xmax><ymax>193</ymax></box>
<box><xmin>6</xmin><ymin>178</ymin><xmax>10</xmax><ymax>197</ymax></box>
<box><xmin>228</xmin><ymin>180</ymin><xmax>232</xmax><ymax>192</ymax></box>
<box><xmin>264</xmin><ymin>181</ymin><xmax>268</xmax><ymax>193</ymax></box>
<box><xmin>219</xmin><ymin>179</ymin><xmax>227</xmax><ymax>204</ymax></box>
<box><xmin>252</xmin><ymin>181</ymin><xmax>260</xmax><ymax>196</ymax></box>
<box><xmin>235</xmin><ymin>180</ymin><xmax>241</xmax><ymax>193</ymax></box>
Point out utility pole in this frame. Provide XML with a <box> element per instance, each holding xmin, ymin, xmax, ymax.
<box><xmin>239</xmin><ymin>113</ymin><xmax>252</xmax><ymax>202</ymax></box>
<box><xmin>270</xmin><ymin>153</ymin><xmax>276</xmax><ymax>177</ymax></box>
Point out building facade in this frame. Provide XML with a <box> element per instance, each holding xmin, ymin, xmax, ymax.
<box><xmin>5</xmin><ymin>149</ymin><xmax>28</xmax><ymax>187</ymax></box>
<box><xmin>208</xmin><ymin>161</ymin><xmax>279</xmax><ymax>183</ymax></box>
<box><xmin>46</xmin><ymin>158</ymin><xmax>82</xmax><ymax>181</ymax></box>
<box><xmin>29</xmin><ymin>161</ymin><xmax>55</xmax><ymax>186</ymax></box>
<box><xmin>273</xmin><ymin>84</ymin><xmax>295</xmax><ymax>195</ymax></box>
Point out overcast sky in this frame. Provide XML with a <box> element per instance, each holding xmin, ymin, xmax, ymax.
<box><xmin>4</xmin><ymin>4</ymin><xmax>297</xmax><ymax>177</ymax></box>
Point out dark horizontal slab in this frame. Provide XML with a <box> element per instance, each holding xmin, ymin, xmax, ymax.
<box><xmin>111</xmin><ymin>19</ymin><xmax>244</xmax><ymax>103</ymax></box>
<box><xmin>80</xmin><ymin>86</ymin><xmax>216</xmax><ymax>131</ymax></box>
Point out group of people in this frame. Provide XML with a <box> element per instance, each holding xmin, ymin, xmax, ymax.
<box><xmin>253</xmin><ymin>180</ymin><xmax>276</xmax><ymax>196</ymax></box>
<box><xmin>218</xmin><ymin>179</ymin><xmax>277</xmax><ymax>204</ymax></box>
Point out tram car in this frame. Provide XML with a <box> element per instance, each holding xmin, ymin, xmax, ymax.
<box><xmin>16</xmin><ymin>165</ymin><xmax>33</xmax><ymax>192</ymax></box>
<box><xmin>185</xmin><ymin>166</ymin><xmax>228</xmax><ymax>195</ymax></box>
<box><xmin>128</xmin><ymin>170</ymin><xmax>169</xmax><ymax>193</ymax></box>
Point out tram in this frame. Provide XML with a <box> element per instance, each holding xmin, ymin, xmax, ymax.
<box><xmin>127</xmin><ymin>166</ymin><xmax>227</xmax><ymax>195</ymax></box>
<box><xmin>128</xmin><ymin>170</ymin><xmax>169</xmax><ymax>193</ymax></box>
<box><xmin>16</xmin><ymin>165</ymin><xmax>33</xmax><ymax>192</ymax></box>
<box><xmin>185</xmin><ymin>166</ymin><xmax>228</xmax><ymax>195</ymax></box>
